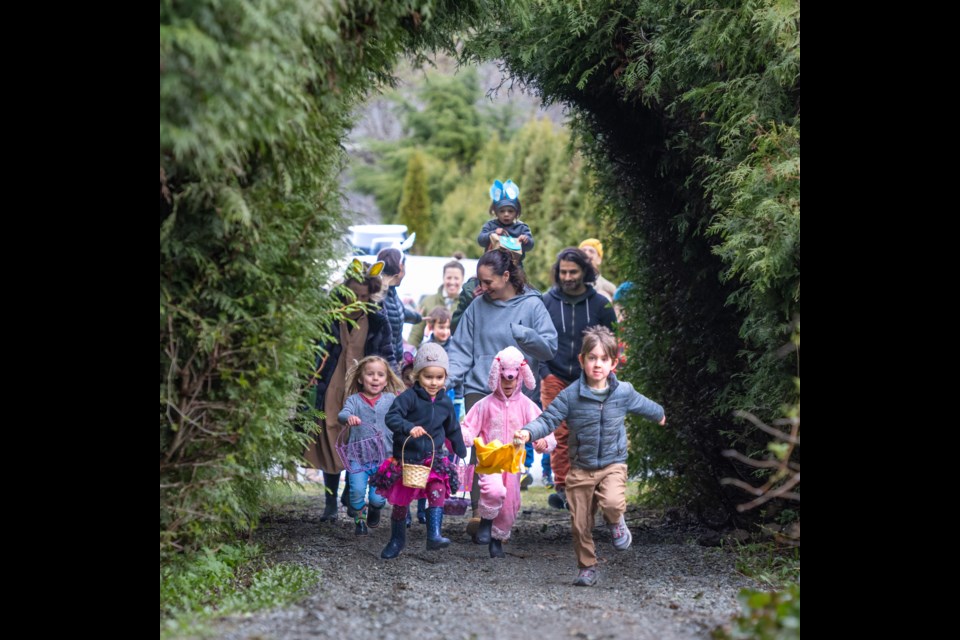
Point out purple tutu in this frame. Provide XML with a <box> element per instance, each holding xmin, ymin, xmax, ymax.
<box><xmin>371</xmin><ymin>456</ymin><xmax>460</xmax><ymax>505</ymax></box>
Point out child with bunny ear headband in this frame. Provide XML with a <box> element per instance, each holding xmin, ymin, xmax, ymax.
<box><xmin>477</xmin><ymin>179</ymin><xmax>535</xmax><ymax>266</ymax></box>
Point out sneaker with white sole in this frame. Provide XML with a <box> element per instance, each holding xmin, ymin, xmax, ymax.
<box><xmin>608</xmin><ymin>514</ymin><xmax>632</xmax><ymax>550</ymax></box>
<box><xmin>520</xmin><ymin>471</ymin><xmax>533</xmax><ymax>490</ymax></box>
<box><xmin>573</xmin><ymin>566</ymin><xmax>599</xmax><ymax>586</ymax></box>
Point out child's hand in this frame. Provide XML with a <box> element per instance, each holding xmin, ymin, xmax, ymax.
<box><xmin>347</xmin><ymin>415</ymin><xmax>361</xmax><ymax>426</ymax></box>
<box><xmin>494</xmin><ymin>228</ymin><xmax>504</xmax><ymax>235</ymax></box>
<box><xmin>514</xmin><ymin>429</ymin><xmax>531</xmax><ymax>444</ymax></box>
<box><xmin>533</xmin><ymin>438</ymin><xmax>549</xmax><ymax>453</ymax></box>
<box><xmin>518</xmin><ymin>234</ymin><xmax>530</xmax><ymax>245</ymax></box>
<box><xmin>659</xmin><ymin>415</ymin><xmax>666</xmax><ymax>426</ymax></box>
<box><xmin>410</xmin><ymin>426</ymin><xmax>427</xmax><ymax>438</ymax></box>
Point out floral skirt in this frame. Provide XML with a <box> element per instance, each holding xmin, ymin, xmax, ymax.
<box><xmin>371</xmin><ymin>455</ymin><xmax>460</xmax><ymax>505</ymax></box>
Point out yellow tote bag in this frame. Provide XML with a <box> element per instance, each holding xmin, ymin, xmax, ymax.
<box><xmin>474</xmin><ymin>438</ymin><xmax>526</xmax><ymax>474</ymax></box>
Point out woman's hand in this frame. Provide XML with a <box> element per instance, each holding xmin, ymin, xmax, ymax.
<box><xmin>347</xmin><ymin>416</ymin><xmax>361</xmax><ymax>426</ymax></box>
<box><xmin>514</xmin><ymin>429</ymin><xmax>531</xmax><ymax>444</ymax></box>
<box><xmin>659</xmin><ymin>415</ymin><xmax>666</xmax><ymax>426</ymax></box>
<box><xmin>410</xmin><ymin>426</ymin><xmax>427</xmax><ymax>438</ymax></box>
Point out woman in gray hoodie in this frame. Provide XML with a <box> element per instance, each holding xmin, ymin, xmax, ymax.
<box><xmin>447</xmin><ymin>248</ymin><xmax>558</xmax><ymax>409</ymax></box>
<box><xmin>446</xmin><ymin>248</ymin><xmax>558</xmax><ymax>539</ymax></box>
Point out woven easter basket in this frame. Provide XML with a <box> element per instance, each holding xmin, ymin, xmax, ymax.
<box><xmin>401</xmin><ymin>433</ymin><xmax>434</xmax><ymax>489</ymax></box>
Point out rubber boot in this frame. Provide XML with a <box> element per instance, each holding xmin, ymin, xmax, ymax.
<box><xmin>425</xmin><ymin>507</ymin><xmax>451</xmax><ymax>550</ymax></box>
<box><xmin>367</xmin><ymin>505</ymin><xmax>382</xmax><ymax>529</ymax></box>
<box><xmin>381</xmin><ymin>518</ymin><xmax>406</xmax><ymax>559</ymax></box>
<box><xmin>355</xmin><ymin>508</ymin><xmax>369</xmax><ymax>536</ymax></box>
<box><xmin>475</xmin><ymin>517</ymin><xmax>494</xmax><ymax>545</ymax></box>
<box><xmin>489</xmin><ymin>538</ymin><xmax>505</xmax><ymax>558</ymax></box>
<box><xmin>417</xmin><ymin>498</ymin><xmax>427</xmax><ymax>524</ymax></box>
<box><xmin>320</xmin><ymin>472</ymin><xmax>340</xmax><ymax>521</ymax></box>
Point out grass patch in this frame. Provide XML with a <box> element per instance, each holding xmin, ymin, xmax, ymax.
<box><xmin>160</xmin><ymin>543</ymin><xmax>319</xmax><ymax>639</ymax></box>
<box><xmin>734</xmin><ymin>542</ymin><xmax>800</xmax><ymax>590</ymax></box>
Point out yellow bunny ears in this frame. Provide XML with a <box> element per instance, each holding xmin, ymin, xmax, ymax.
<box><xmin>346</xmin><ymin>258</ymin><xmax>385</xmax><ymax>281</ymax></box>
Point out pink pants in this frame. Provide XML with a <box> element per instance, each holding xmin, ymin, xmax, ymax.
<box><xmin>476</xmin><ymin>471</ymin><xmax>522</xmax><ymax>541</ymax></box>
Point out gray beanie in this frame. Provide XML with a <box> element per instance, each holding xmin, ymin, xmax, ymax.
<box><xmin>413</xmin><ymin>342</ymin><xmax>449</xmax><ymax>375</ymax></box>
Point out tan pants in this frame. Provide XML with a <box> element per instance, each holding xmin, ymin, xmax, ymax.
<box><xmin>540</xmin><ymin>375</ymin><xmax>571</xmax><ymax>489</ymax></box>
<box><xmin>566</xmin><ymin>464</ymin><xmax>628</xmax><ymax>568</ymax></box>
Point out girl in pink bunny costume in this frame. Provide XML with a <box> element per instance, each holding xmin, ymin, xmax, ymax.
<box><xmin>461</xmin><ymin>346</ymin><xmax>556</xmax><ymax>557</ymax></box>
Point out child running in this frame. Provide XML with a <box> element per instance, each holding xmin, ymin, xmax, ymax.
<box><xmin>373</xmin><ymin>343</ymin><xmax>468</xmax><ymax>559</ymax></box>
<box><xmin>461</xmin><ymin>346</ymin><xmax>556</xmax><ymax>558</ymax></box>
<box><xmin>337</xmin><ymin>356</ymin><xmax>405</xmax><ymax>536</ymax></box>
<box><xmin>515</xmin><ymin>327</ymin><xmax>666</xmax><ymax>586</ymax></box>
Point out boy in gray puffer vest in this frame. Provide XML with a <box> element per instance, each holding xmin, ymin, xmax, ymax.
<box><xmin>516</xmin><ymin>326</ymin><xmax>666</xmax><ymax>587</ymax></box>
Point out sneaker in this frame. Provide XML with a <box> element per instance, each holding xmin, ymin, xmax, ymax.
<box><xmin>573</xmin><ymin>566</ymin><xmax>599</xmax><ymax>587</ymax></box>
<box><xmin>608</xmin><ymin>514</ymin><xmax>632</xmax><ymax>551</ymax></box>
<box><xmin>520</xmin><ymin>471</ymin><xmax>533</xmax><ymax>491</ymax></box>
<box><xmin>548</xmin><ymin>490</ymin><xmax>568</xmax><ymax>510</ymax></box>
<box><xmin>541</xmin><ymin>473</ymin><xmax>554</xmax><ymax>488</ymax></box>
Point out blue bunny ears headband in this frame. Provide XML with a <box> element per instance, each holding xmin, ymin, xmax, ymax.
<box><xmin>490</xmin><ymin>179</ymin><xmax>520</xmax><ymax>204</ymax></box>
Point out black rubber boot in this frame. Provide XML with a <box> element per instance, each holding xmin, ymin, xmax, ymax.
<box><xmin>320</xmin><ymin>472</ymin><xmax>340</xmax><ymax>521</ymax></box>
<box><xmin>425</xmin><ymin>507</ymin><xmax>451</xmax><ymax>550</ymax></box>
<box><xmin>489</xmin><ymin>538</ymin><xmax>505</xmax><ymax>558</ymax></box>
<box><xmin>417</xmin><ymin>498</ymin><xmax>427</xmax><ymax>524</ymax></box>
<box><xmin>381</xmin><ymin>518</ymin><xmax>406</xmax><ymax>559</ymax></box>
<box><xmin>341</xmin><ymin>475</ymin><xmax>355</xmax><ymax>516</ymax></box>
<box><xmin>367</xmin><ymin>505</ymin><xmax>382</xmax><ymax>528</ymax></box>
<box><xmin>475</xmin><ymin>517</ymin><xmax>494</xmax><ymax>545</ymax></box>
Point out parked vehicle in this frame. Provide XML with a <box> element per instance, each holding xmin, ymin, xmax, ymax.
<box><xmin>348</xmin><ymin>224</ymin><xmax>412</xmax><ymax>255</ymax></box>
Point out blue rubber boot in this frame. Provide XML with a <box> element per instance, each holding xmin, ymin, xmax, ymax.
<box><xmin>425</xmin><ymin>507</ymin><xmax>450</xmax><ymax>550</ymax></box>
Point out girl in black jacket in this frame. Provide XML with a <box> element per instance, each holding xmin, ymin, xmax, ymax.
<box><xmin>373</xmin><ymin>343</ymin><xmax>467</xmax><ymax>559</ymax></box>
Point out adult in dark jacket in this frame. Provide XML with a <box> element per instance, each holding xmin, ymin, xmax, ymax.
<box><xmin>377</xmin><ymin>247</ymin><xmax>422</xmax><ymax>369</ymax></box>
<box><xmin>538</xmin><ymin>248</ymin><xmax>616</xmax><ymax>508</ymax></box>
<box><xmin>307</xmin><ymin>262</ymin><xmax>396</xmax><ymax>521</ymax></box>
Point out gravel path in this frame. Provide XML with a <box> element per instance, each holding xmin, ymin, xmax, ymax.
<box><xmin>211</xmin><ymin>489</ymin><xmax>755</xmax><ymax>639</ymax></box>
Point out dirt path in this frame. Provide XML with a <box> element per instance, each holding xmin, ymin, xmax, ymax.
<box><xmin>211</xmin><ymin>489</ymin><xmax>754</xmax><ymax>639</ymax></box>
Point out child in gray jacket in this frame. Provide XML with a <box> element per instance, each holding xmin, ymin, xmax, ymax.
<box><xmin>516</xmin><ymin>326</ymin><xmax>666</xmax><ymax>587</ymax></box>
<box><xmin>338</xmin><ymin>355</ymin><xmax>406</xmax><ymax>536</ymax></box>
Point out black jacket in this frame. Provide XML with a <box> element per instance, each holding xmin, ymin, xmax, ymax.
<box><xmin>385</xmin><ymin>383</ymin><xmax>467</xmax><ymax>464</ymax></box>
<box><xmin>540</xmin><ymin>286</ymin><xmax>617</xmax><ymax>383</ymax></box>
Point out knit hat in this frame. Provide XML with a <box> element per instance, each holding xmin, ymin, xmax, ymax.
<box><xmin>413</xmin><ymin>342</ymin><xmax>449</xmax><ymax>375</ymax></box>
<box><xmin>579</xmin><ymin>238</ymin><xmax>604</xmax><ymax>261</ymax></box>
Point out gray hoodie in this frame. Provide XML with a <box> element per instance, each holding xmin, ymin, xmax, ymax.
<box><xmin>447</xmin><ymin>288</ymin><xmax>558</xmax><ymax>398</ymax></box>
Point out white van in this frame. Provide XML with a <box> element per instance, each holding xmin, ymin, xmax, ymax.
<box><xmin>348</xmin><ymin>224</ymin><xmax>409</xmax><ymax>255</ymax></box>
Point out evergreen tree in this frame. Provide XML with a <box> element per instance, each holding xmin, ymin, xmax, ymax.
<box><xmin>397</xmin><ymin>150</ymin><xmax>431</xmax><ymax>253</ymax></box>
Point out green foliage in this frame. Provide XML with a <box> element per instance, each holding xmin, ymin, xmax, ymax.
<box><xmin>426</xmin><ymin>119</ymin><xmax>602</xmax><ymax>289</ymax></box>
<box><xmin>160</xmin><ymin>543</ymin><xmax>318</xmax><ymax>638</ymax></box>
<box><xmin>160</xmin><ymin>0</ymin><xmax>493</xmax><ymax>557</ymax></box>
<box><xmin>733</xmin><ymin>542</ymin><xmax>800</xmax><ymax>590</ymax></box>
<box><xmin>714</xmin><ymin>584</ymin><xmax>800</xmax><ymax>640</ymax></box>
<box><xmin>461</xmin><ymin>0</ymin><xmax>800</xmax><ymax>519</ymax></box>
<box><xmin>398</xmin><ymin>150</ymin><xmax>432</xmax><ymax>253</ymax></box>
<box><xmin>352</xmin><ymin>69</ymin><xmax>491</xmax><ymax>218</ymax></box>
